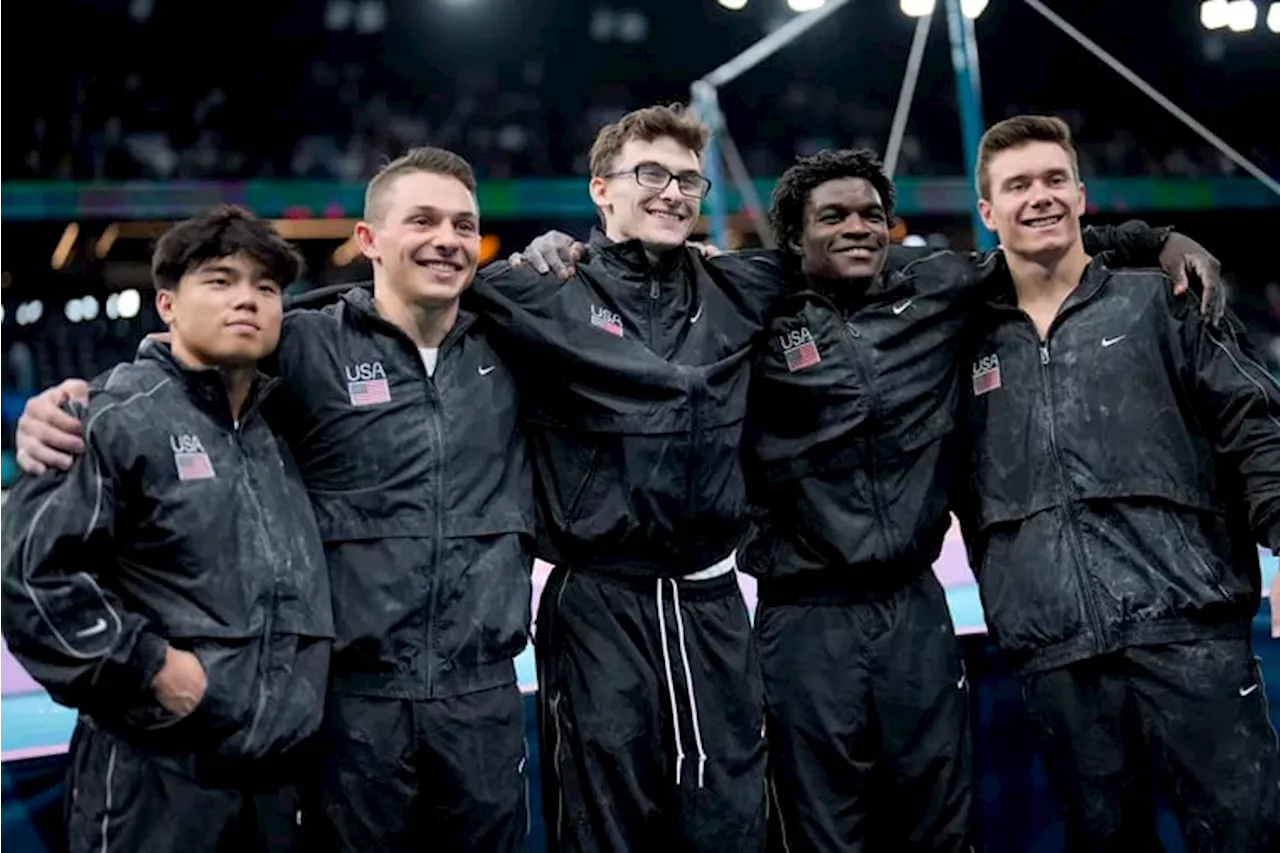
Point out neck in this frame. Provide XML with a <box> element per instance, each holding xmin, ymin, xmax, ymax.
<box><xmin>809</xmin><ymin>273</ymin><xmax>876</xmax><ymax>313</ymax></box>
<box><xmin>372</xmin><ymin>278</ymin><xmax>458</xmax><ymax>348</ymax></box>
<box><xmin>603</xmin><ymin>223</ymin><xmax>676</xmax><ymax>263</ymax></box>
<box><xmin>168</xmin><ymin>338</ymin><xmax>256</xmax><ymax>421</ymax></box>
<box><xmin>1007</xmin><ymin>241</ymin><xmax>1091</xmax><ymax>310</ymax></box>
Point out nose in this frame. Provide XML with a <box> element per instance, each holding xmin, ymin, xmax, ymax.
<box><xmin>657</xmin><ymin>179</ymin><xmax>684</xmax><ymax>204</ymax></box>
<box><xmin>1029</xmin><ymin>181</ymin><xmax>1054</xmax><ymax>208</ymax></box>
<box><xmin>842</xmin><ymin>214</ymin><xmax>872</xmax><ymax>238</ymax></box>
<box><xmin>429</xmin><ymin>223</ymin><xmax>462</xmax><ymax>256</ymax></box>
<box><xmin>230</xmin><ymin>280</ymin><xmax>259</xmax><ymax>311</ymax></box>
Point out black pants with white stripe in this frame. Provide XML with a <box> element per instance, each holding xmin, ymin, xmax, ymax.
<box><xmin>1020</xmin><ymin>638</ymin><xmax>1280</xmax><ymax>853</ymax></box>
<box><xmin>536</xmin><ymin>565</ymin><xmax>768</xmax><ymax>853</ymax></box>
<box><xmin>65</xmin><ymin>719</ymin><xmax>304</xmax><ymax>853</ymax></box>
<box><xmin>757</xmin><ymin>568</ymin><xmax>973</xmax><ymax>852</ymax></box>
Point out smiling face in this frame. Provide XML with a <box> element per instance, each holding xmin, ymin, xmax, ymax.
<box><xmin>797</xmin><ymin>177</ymin><xmax>891</xmax><ymax>282</ymax></box>
<box><xmin>590</xmin><ymin>136</ymin><xmax>703</xmax><ymax>251</ymax></box>
<box><xmin>978</xmin><ymin>139</ymin><xmax>1087</xmax><ymax>263</ymax></box>
<box><xmin>355</xmin><ymin>169</ymin><xmax>481</xmax><ymax>308</ymax></box>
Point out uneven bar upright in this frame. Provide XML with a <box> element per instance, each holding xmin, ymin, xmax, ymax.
<box><xmin>943</xmin><ymin>0</ymin><xmax>995</xmax><ymax>251</ymax></box>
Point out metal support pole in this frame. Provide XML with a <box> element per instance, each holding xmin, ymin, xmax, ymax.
<box><xmin>943</xmin><ymin>0</ymin><xmax>995</xmax><ymax>251</ymax></box>
<box><xmin>691</xmin><ymin>81</ymin><xmax>731</xmax><ymax>250</ymax></box>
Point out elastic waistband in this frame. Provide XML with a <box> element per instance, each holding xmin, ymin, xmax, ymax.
<box><xmin>330</xmin><ymin>658</ymin><xmax>516</xmax><ymax>700</ymax></box>
<box><xmin>1008</xmin><ymin>615</ymin><xmax>1252</xmax><ymax>676</ymax></box>
<box><xmin>757</xmin><ymin>561</ymin><xmax>932</xmax><ymax>607</ymax></box>
<box><xmin>562</xmin><ymin>564</ymin><xmax>742</xmax><ymax>602</ymax></box>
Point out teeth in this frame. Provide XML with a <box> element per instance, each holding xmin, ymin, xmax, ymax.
<box><xmin>420</xmin><ymin>261</ymin><xmax>459</xmax><ymax>271</ymax></box>
<box><xmin>649</xmin><ymin>211</ymin><xmax>681</xmax><ymax>220</ymax></box>
<box><xmin>1025</xmin><ymin>215</ymin><xmax>1064</xmax><ymax>228</ymax></box>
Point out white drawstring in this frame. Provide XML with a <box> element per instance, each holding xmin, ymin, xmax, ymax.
<box><xmin>656</xmin><ymin>579</ymin><xmax>686</xmax><ymax>786</ymax></box>
<box><xmin>669</xmin><ymin>580</ymin><xmax>708</xmax><ymax>789</ymax></box>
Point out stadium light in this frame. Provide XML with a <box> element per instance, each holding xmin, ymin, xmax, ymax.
<box><xmin>117</xmin><ymin>289</ymin><xmax>141</xmax><ymax>320</ymax></box>
<box><xmin>900</xmin><ymin>0</ymin><xmax>935</xmax><ymax>16</ymax></box>
<box><xmin>718</xmin><ymin>0</ymin><xmax>748</xmax><ymax>9</ymax></box>
<box><xmin>1201</xmin><ymin>0</ymin><xmax>1230</xmax><ymax>28</ymax></box>
<box><xmin>961</xmin><ymin>0</ymin><xmax>989</xmax><ymax>18</ymax></box>
<box><xmin>1268</xmin><ymin>1</ymin><xmax>1280</xmax><ymax>30</ymax></box>
<box><xmin>1227</xmin><ymin>0</ymin><xmax>1258</xmax><ymax>31</ymax></box>
<box><xmin>16</xmin><ymin>301</ymin><xmax>44</xmax><ymax>326</ymax></box>
<box><xmin>786</xmin><ymin>0</ymin><xmax>826</xmax><ymax>12</ymax></box>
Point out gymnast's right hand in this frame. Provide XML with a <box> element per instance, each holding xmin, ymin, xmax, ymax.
<box><xmin>15</xmin><ymin>379</ymin><xmax>90</xmax><ymax>475</ymax></box>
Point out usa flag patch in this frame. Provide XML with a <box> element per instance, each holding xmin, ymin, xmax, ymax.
<box><xmin>174</xmin><ymin>452</ymin><xmax>216</xmax><ymax>481</ymax></box>
<box><xmin>778</xmin><ymin>326</ymin><xmax>822</xmax><ymax>372</ymax></box>
<box><xmin>348</xmin><ymin>378</ymin><xmax>392</xmax><ymax>406</ymax></box>
<box><xmin>590</xmin><ymin>304</ymin><xmax>624</xmax><ymax>337</ymax></box>
<box><xmin>971</xmin><ymin>354</ymin><xmax>1002</xmax><ymax>396</ymax></box>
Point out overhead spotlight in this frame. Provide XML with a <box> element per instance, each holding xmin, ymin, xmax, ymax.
<box><xmin>1226</xmin><ymin>0</ymin><xmax>1258</xmax><ymax>31</ymax></box>
<box><xmin>1200</xmin><ymin>0</ymin><xmax>1230</xmax><ymax>29</ymax></box>
<box><xmin>117</xmin><ymin>289</ymin><xmax>142</xmax><ymax>320</ymax></box>
<box><xmin>786</xmin><ymin>0</ymin><xmax>826</xmax><ymax>11</ymax></box>
<box><xmin>1268</xmin><ymin>1</ymin><xmax>1280</xmax><ymax>30</ymax></box>
<box><xmin>717</xmin><ymin>0</ymin><xmax>748</xmax><ymax>9</ymax></box>
<box><xmin>899</xmin><ymin>0</ymin><xmax>936</xmax><ymax>17</ymax></box>
<box><xmin>961</xmin><ymin>0</ymin><xmax>988</xmax><ymax>18</ymax></box>
<box><xmin>106</xmin><ymin>293</ymin><xmax>120</xmax><ymax>320</ymax></box>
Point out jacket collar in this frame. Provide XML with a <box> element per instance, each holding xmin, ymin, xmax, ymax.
<box><xmin>587</xmin><ymin>227</ymin><xmax>689</xmax><ymax>282</ymax></box>
<box><xmin>136</xmin><ymin>337</ymin><xmax>278</xmax><ymax>427</ymax></box>
<box><xmin>981</xmin><ymin>251</ymin><xmax>1115</xmax><ymax>313</ymax></box>
<box><xmin>340</xmin><ymin>283</ymin><xmax>477</xmax><ymax>353</ymax></box>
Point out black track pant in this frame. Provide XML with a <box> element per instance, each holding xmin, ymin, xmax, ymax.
<box><xmin>757</xmin><ymin>568</ymin><xmax>973</xmax><ymax>852</ymax></box>
<box><xmin>1020</xmin><ymin>637</ymin><xmax>1280</xmax><ymax>853</ymax></box>
<box><xmin>536</xmin><ymin>565</ymin><xmax>768</xmax><ymax>852</ymax></box>
<box><xmin>315</xmin><ymin>683</ymin><xmax>528</xmax><ymax>852</ymax></box>
<box><xmin>66</xmin><ymin>720</ymin><xmax>304</xmax><ymax>853</ymax></box>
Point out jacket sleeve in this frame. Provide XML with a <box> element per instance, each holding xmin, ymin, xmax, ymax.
<box><xmin>0</xmin><ymin>402</ymin><xmax>168</xmax><ymax>711</ymax></box>
<box><xmin>1173</xmin><ymin>299</ymin><xmax>1280</xmax><ymax>552</ymax></box>
<box><xmin>706</xmin><ymin>250</ymin><xmax>795</xmax><ymax>328</ymax></box>
<box><xmin>1081</xmin><ymin>220</ymin><xmax>1173</xmax><ymax>266</ymax></box>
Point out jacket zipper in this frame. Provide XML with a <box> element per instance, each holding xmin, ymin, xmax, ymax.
<box><xmin>1036</xmin><ymin>339</ymin><xmax>1107</xmax><ymax>650</ymax></box>
<box><xmin>840</xmin><ymin>317</ymin><xmax>891</xmax><ymax>556</ymax></box>
<box><xmin>649</xmin><ymin>276</ymin><xmax>660</xmax><ymax>352</ymax></box>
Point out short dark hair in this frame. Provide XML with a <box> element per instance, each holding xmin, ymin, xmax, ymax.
<box><xmin>588</xmin><ymin>104</ymin><xmax>710</xmax><ymax>177</ymax></box>
<box><xmin>364</xmin><ymin>146</ymin><xmax>477</xmax><ymax>222</ymax></box>
<box><xmin>976</xmin><ymin>115</ymin><xmax>1079</xmax><ymax>200</ymax></box>
<box><xmin>769</xmin><ymin>148</ymin><xmax>896</xmax><ymax>256</ymax></box>
<box><xmin>151</xmin><ymin>206</ymin><xmax>303</xmax><ymax>291</ymax></box>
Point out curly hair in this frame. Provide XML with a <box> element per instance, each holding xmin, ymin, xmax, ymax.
<box><xmin>152</xmin><ymin>205</ymin><xmax>303</xmax><ymax>291</ymax></box>
<box><xmin>768</xmin><ymin>149</ymin><xmax>896</xmax><ymax>256</ymax></box>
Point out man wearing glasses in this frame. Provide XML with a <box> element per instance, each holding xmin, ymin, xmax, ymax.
<box><xmin>471</xmin><ymin>104</ymin><xmax>789</xmax><ymax>852</ymax></box>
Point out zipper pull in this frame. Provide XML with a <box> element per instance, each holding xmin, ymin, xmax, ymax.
<box><xmin>650</xmin><ymin>280</ymin><xmax>659</xmax><ymax>299</ymax></box>
<box><xmin>1040</xmin><ymin>345</ymin><xmax>1050</xmax><ymax>365</ymax></box>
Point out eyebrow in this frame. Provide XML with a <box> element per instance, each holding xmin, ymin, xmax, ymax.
<box><xmin>404</xmin><ymin>205</ymin><xmax>477</xmax><ymax>220</ymax></box>
<box><xmin>195</xmin><ymin>263</ymin><xmax>242</xmax><ymax>277</ymax></box>
<box><xmin>1003</xmin><ymin>167</ymin><xmax>1070</xmax><ymax>187</ymax></box>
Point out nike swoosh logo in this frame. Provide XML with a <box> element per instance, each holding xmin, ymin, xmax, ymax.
<box><xmin>75</xmin><ymin>618</ymin><xmax>108</xmax><ymax>638</ymax></box>
<box><xmin>1240</xmin><ymin>683</ymin><xmax>1259</xmax><ymax>697</ymax></box>
<box><xmin>478</xmin><ymin>366</ymin><xmax>496</xmax><ymax>376</ymax></box>
<box><xmin>1101</xmin><ymin>335</ymin><xmax>1126</xmax><ymax>347</ymax></box>
<box><xmin>892</xmin><ymin>299</ymin><xmax>914</xmax><ymax>315</ymax></box>
<box><xmin>690</xmin><ymin>303</ymin><xmax>704</xmax><ymax>324</ymax></box>
<box><xmin>957</xmin><ymin>673</ymin><xmax>967</xmax><ymax>690</ymax></box>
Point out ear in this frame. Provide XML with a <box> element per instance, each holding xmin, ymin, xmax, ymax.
<box><xmin>588</xmin><ymin>176</ymin><xmax>611</xmax><ymax>214</ymax></box>
<box><xmin>1075</xmin><ymin>181</ymin><xmax>1087</xmax><ymax>216</ymax></box>
<box><xmin>977</xmin><ymin>198</ymin><xmax>998</xmax><ymax>233</ymax></box>
<box><xmin>354</xmin><ymin>221</ymin><xmax>380</xmax><ymax>263</ymax></box>
<box><xmin>155</xmin><ymin>288</ymin><xmax>176</xmax><ymax>326</ymax></box>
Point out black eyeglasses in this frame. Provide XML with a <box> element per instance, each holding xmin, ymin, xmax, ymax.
<box><xmin>603</xmin><ymin>162</ymin><xmax>713</xmax><ymax>199</ymax></box>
